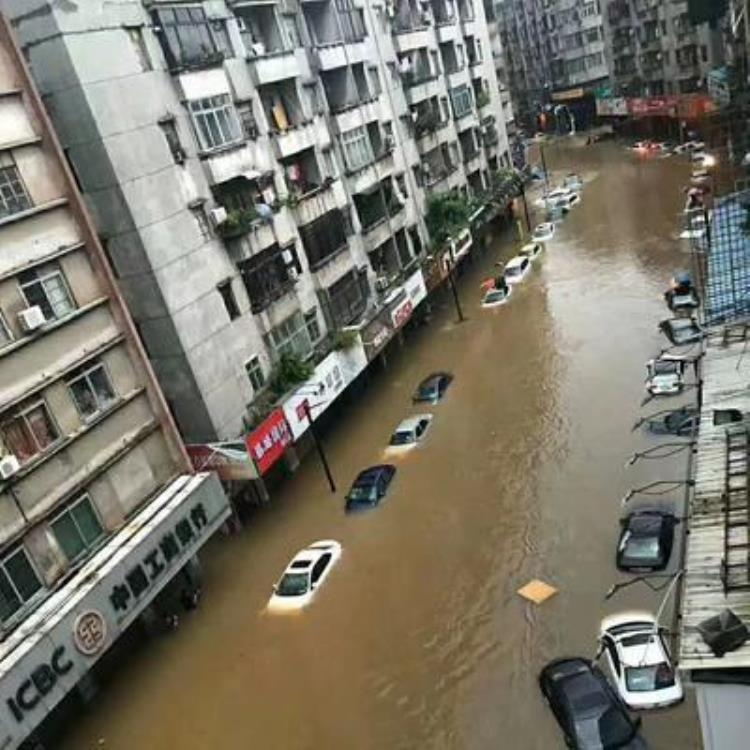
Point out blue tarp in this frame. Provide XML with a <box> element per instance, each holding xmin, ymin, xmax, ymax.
<box><xmin>705</xmin><ymin>195</ymin><xmax>750</xmax><ymax>325</ymax></box>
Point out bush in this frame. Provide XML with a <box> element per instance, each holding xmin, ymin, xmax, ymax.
<box><xmin>269</xmin><ymin>353</ymin><xmax>314</xmax><ymax>398</ymax></box>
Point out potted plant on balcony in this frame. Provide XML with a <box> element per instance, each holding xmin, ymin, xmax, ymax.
<box><xmin>216</xmin><ymin>206</ymin><xmax>260</xmax><ymax>239</ymax></box>
<box><xmin>476</xmin><ymin>89</ymin><xmax>491</xmax><ymax>109</ymax></box>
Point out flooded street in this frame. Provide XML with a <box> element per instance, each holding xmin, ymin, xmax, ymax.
<box><xmin>60</xmin><ymin>142</ymin><xmax>701</xmax><ymax>749</ymax></box>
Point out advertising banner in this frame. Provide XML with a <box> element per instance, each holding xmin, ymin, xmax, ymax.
<box><xmin>244</xmin><ymin>408</ymin><xmax>292</xmax><ymax>474</ymax></box>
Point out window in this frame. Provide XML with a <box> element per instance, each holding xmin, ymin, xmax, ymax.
<box><xmin>218</xmin><ymin>280</ymin><xmax>240</xmax><ymax>320</ymax></box>
<box><xmin>158</xmin><ymin>116</ymin><xmax>185</xmax><ymax>164</ymax></box>
<box><xmin>334</xmin><ymin>0</ymin><xmax>365</xmax><ymax>41</ymax></box>
<box><xmin>326</xmin><ymin>269</ymin><xmax>368</xmax><ymax>326</ymax></box>
<box><xmin>299</xmin><ymin>209</ymin><xmax>349</xmax><ymax>269</ymax></box>
<box><xmin>245</xmin><ymin>356</ymin><xmax>265</xmax><ymax>390</ymax></box>
<box><xmin>264</xmin><ymin>311</ymin><xmax>313</xmax><ymax>358</ymax></box>
<box><xmin>67</xmin><ymin>362</ymin><xmax>117</xmax><ymax>420</ymax></box>
<box><xmin>0</xmin><ymin>547</ymin><xmax>42</xmax><ymax>623</ymax></box>
<box><xmin>188</xmin><ymin>95</ymin><xmax>242</xmax><ymax>152</ymax></box>
<box><xmin>151</xmin><ymin>6</ymin><xmax>230</xmax><ymax>71</ymax></box>
<box><xmin>0</xmin><ymin>313</ymin><xmax>11</xmax><ymax>349</ymax></box>
<box><xmin>450</xmin><ymin>85</ymin><xmax>473</xmax><ymax>118</ymax></box>
<box><xmin>305</xmin><ymin>309</ymin><xmax>322</xmax><ymax>342</ymax></box>
<box><xmin>340</xmin><ymin>125</ymin><xmax>373</xmax><ymax>172</ymax></box>
<box><xmin>236</xmin><ymin>100</ymin><xmax>259</xmax><ymax>140</ymax></box>
<box><xmin>0</xmin><ymin>400</ymin><xmax>59</xmax><ymax>463</ymax></box>
<box><xmin>0</xmin><ymin>153</ymin><xmax>32</xmax><ymax>219</ymax></box>
<box><xmin>50</xmin><ymin>495</ymin><xmax>104</xmax><ymax>563</ymax></box>
<box><xmin>18</xmin><ymin>263</ymin><xmax>75</xmax><ymax>321</ymax></box>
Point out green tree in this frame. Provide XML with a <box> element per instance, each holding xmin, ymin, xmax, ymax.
<box><xmin>425</xmin><ymin>192</ymin><xmax>474</xmax><ymax>246</ymax></box>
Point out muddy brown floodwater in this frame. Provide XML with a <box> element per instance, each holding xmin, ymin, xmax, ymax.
<box><xmin>59</xmin><ymin>142</ymin><xmax>702</xmax><ymax>750</ymax></box>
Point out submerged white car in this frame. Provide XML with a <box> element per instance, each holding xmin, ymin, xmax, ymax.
<box><xmin>599</xmin><ymin>612</ymin><xmax>684</xmax><ymax>711</ymax></box>
<box><xmin>503</xmin><ymin>255</ymin><xmax>531</xmax><ymax>284</ymax></box>
<box><xmin>481</xmin><ymin>285</ymin><xmax>512</xmax><ymax>308</ymax></box>
<box><xmin>645</xmin><ymin>356</ymin><xmax>686</xmax><ymax>396</ymax></box>
<box><xmin>519</xmin><ymin>242</ymin><xmax>543</xmax><ymax>261</ymax></box>
<box><xmin>268</xmin><ymin>540</ymin><xmax>342</xmax><ymax>612</ymax></box>
<box><xmin>532</xmin><ymin>222</ymin><xmax>555</xmax><ymax>241</ymax></box>
<box><xmin>386</xmin><ymin>414</ymin><xmax>433</xmax><ymax>454</ymax></box>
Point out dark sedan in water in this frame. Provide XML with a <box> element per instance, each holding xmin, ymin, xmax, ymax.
<box><xmin>345</xmin><ymin>465</ymin><xmax>397</xmax><ymax>512</ymax></box>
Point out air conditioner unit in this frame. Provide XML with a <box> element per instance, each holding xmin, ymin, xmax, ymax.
<box><xmin>209</xmin><ymin>206</ymin><xmax>228</xmax><ymax>227</ymax></box>
<box><xmin>18</xmin><ymin>305</ymin><xmax>45</xmax><ymax>333</ymax></box>
<box><xmin>375</xmin><ymin>276</ymin><xmax>390</xmax><ymax>291</ymax></box>
<box><xmin>0</xmin><ymin>454</ymin><xmax>20</xmax><ymax>480</ymax></box>
<box><xmin>282</xmin><ymin>248</ymin><xmax>295</xmax><ymax>265</ymax></box>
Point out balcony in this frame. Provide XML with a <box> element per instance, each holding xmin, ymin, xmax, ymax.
<box><xmin>238</xmin><ymin>243</ymin><xmax>299</xmax><ymax>315</ymax></box>
<box><xmin>290</xmin><ymin>178</ymin><xmax>345</xmax><ymax>227</ymax></box>
<box><xmin>314</xmin><ymin>40</ymin><xmax>368</xmax><ymax>70</ymax></box>
<box><xmin>238</xmin><ymin>6</ymin><xmax>301</xmax><ymax>84</ymax></box>
<box><xmin>299</xmin><ymin>208</ymin><xmax>351</xmax><ymax>272</ymax></box>
<box><xmin>431</xmin><ymin>0</ymin><xmax>456</xmax><ymax>26</ymax></box>
<box><xmin>303</xmin><ymin>2</ymin><xmax>367</xmax><ymax>49</ymax></box>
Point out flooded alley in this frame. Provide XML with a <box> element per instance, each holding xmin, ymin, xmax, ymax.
<box><xmin>58</xmin><ymin>142</ymin><xmax>701</xmax><ymax>750</ymax></box>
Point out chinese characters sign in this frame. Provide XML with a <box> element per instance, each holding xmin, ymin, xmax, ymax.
<box><xmin>245</xmin><ymin>408</ymin><xmax>292</xmax><ymax>475</ymax></box>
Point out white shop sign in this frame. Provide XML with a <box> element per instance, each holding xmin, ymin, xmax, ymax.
<box><xmin>405</xmin><ymin>268</ymin><xmax>427</xmax><ymax>308</ymax></box>
<box><xmin>0</xmin><ymin>474</ymin><xmax>229</xmax><ymax>750</ymax></box>
<box><xmin>282</xmin><ymin>343</ymin><xmax>367</xmax><ymax>440</ymax></box>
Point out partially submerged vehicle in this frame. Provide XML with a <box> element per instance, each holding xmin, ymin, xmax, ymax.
<box><xmin>532</xmin><ymin>222</ymin><xmax>555</xmax><ymax>242</ymax></box>
<box><xmin>519</xmin><ymin>242</ymin><xmax>544</xmax><ymax>261</ymax></box>
<box><xmin>599</xmin><ymin>613</ymin><xmax>684</xmax><ymax>711</ymax></box>
<box><xmin>642</xmin><ymin>405</ymin><xmax>699</xmax><ymax>436</ymax></box>
<box><xmin>617</xmin><ymin>509</ymin><xmax>677</xmax><ymax>572</ymax></box>
<box><xmin>659</xmin><ymin>317</ymin><xmax>702</xmax><ymax>346</ymax></box>
<box><xmin>645</xmin><ymin>356</ymin><xmax>686</xmax><ymax>396</ymax></box>
<box><xmin>481</xmin><ymin>285</ymin><xmax>512</xmax><ymax>308</ymax></box>
<box><xmin>503</xmin><ymin>255</ymin><xmax>532</xmax><ymax>284</ymax></box>
<box><xmin>664</xmin><ymin>273</ymin><xmax>699</xmax><ymax>314</ymax></box>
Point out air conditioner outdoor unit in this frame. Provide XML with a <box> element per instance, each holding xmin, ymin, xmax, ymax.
<box><xmin>18</xmin><ymin>305</ymin><xmax>45</xmax><ymax>333</ymax></box>
<box><xmin>209</xmin><ymin>206</ymin><xmax>228</xmax><ymax>227</ymax></box>
<box><xmin>0</xmin><ymin>454</ymin><xmax>20</xmax><ymax>480</ymax></box>
<box><xmin>282</xmin><ymin>248</ymin><xmax>295</xmax><ymax>264</ymax></box>
<box><xmin>375</xmin><ymin>276</ymin><xmax>390</xmax><ymax>291</ymax></box>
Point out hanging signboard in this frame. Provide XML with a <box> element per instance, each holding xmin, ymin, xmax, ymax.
<box><xmin>186</xmin><ymin>442</ymin><xmax>258</xmax><ymax>480</ymax></box>
<box><xmin>244</xmin><ymin>408</ymin><xmax>292</xmax><ymax>475</ymax></box>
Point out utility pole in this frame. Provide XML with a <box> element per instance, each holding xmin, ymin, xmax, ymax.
<box><xmin>445</xmin><ymin>254</ymin><xmax>465</xmax><ymax>323</ymax></box>
<box><xmin>519</xmin><ymin>184</ymin><xmax>532</xmax><ymax>232</ymax></box>
<box><xmin>303</xmin><ymin>401</ymin><xmax>336</xmax><ymax>493</ymax></box>
<box><xmin>540</xmin><ymin>144</ymin><xmax>550</xmax><ymax>195</ymax></box>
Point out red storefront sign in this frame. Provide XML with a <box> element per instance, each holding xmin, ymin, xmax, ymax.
<box><xmin>391</xmin><ymin>298</ymin><xmax>414</xmax><ymax>329</ymax></box>
<box><xmin>245</xmin><ymin>408</ymin><xmax>292</xmax><ymax>475</ymax></box>
<box><xmin>628</xmin><ymin>96</ymin><xmax>679</xmax><ymax>117</ymax></box>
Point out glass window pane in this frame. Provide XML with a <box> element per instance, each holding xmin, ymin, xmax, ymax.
<box><xmin>21</xmin><ymin>280</ymin><xmax>53</xmax><ymax>320</ymax></box>
<box><xmin>70</xmin><ymin>379</ymin><xmax>98</xmax><ymax>418</ymax></box>
<box><xmin>4</xmin><ymin>550</ymin><xmax>41</xmax><ymax>602</ymax></box>
<box><xmin>52</xmin><ymin>513</ymin><xmax>86</xmax><ymax>562</ymax></box>
<box><xmin>71</xmin><ymin>499</ymin><xmax>104</xmax><ymax>547</ymax></box>
<box><xmin>42</xmin><ymin>274</ymin><xmax>74</xmax><ymax>318</ymax></box>
<box><xmin>89</xmin><ymin>367</ymin><xmax>116</xmax><ymax>406</ymax></box>
<box><xmin>0</xmin><ymin>569</ymin><xmax>21</xmax><ymax>621</ymax></box>
<box><xmin>25</xmin><ymin>405</ymin><xmax>57</xmax><ymax>449</ymax></box>
<box><xmin>0</xmin><ymin>418</ymin><xmax>36</xmax><ymax>462</ymax></box>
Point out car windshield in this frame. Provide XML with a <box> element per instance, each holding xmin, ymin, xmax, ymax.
<box><xmin>418</xmin><ymin>383</ymin><xmax>436</xmax><ymax>398</ymax></box>
<box><xmin>623</xmin><ymin>533</ymin><xmax>660</xmax><ymax>560</ymax></box>
<box><xmin>625</xmin><ymin>662</ymin><xmax>675</xmax><ymax>692</ymax></box>
<box><xmin>348</xmin><ymin>484</ymin><xmax>376</xmax><ymax>503</ymax></box>
<box><xmin>653</xmin><ymin>360</ymin><xmax>679</xmax><ymax>375</ymax></box>
<box><xmin>390</xmin><ymin>430</ymin><xmax>414</xmax><ymax>445</ymax></box>
<box><xmin>505</xmin><ymin>265</ymin><xmax>522</xmax><ymax>277</ymax></box>
<box><xmin>276</xmin><ymin>572</ymin><xmax>309</xmax><ymax>597</ymax></box>
<box><xmin>485</xmin><ymin>290</ymin><xmax>507</xmax><ymax>303</ymax></box>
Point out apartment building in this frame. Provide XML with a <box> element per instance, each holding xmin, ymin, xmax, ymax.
<box><xmin>497</xmin><ymin>0</ymin><xmax>607</xmax><ymax>130</ymax></box>
<box><xmin>2</xmin><ymin>0</ymin><xmax>511</xmax><ymax>491</ymax></box>
<box><xmin>604</xmin><ymin>0</ymin><xmax>724</xmax><ymax>97</ymax></box>
<box><xmin>0</xmin><ymin>14</ymin><xmax>229</xmax><ymax>749</ymax></box>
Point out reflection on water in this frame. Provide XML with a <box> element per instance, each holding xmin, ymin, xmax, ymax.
<box><xmin>59</xmin><ymin>142</ymin><xmax>700</xmax><ymax>750</ymax></box>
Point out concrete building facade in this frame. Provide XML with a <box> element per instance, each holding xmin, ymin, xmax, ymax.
<box><xmin>2</xmin><ymin>0</ymin><xmax>511</xmax><ymax>467</ymax></box>
<box><xmin>603</xmin><ymin>0</ymin><xmax>724</xmax><ymax>98</ymax></box>
<box><xmin>0</xmin><ymin>14</ymin><xmax>230</xmax><ymax>749</ymax></box>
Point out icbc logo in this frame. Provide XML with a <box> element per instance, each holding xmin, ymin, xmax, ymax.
<box><xmin>6</xmin><ymin>646</ymin><xmax>73</xmax><ymax>723</ymax></box>
<box><xmin>73</xmin><ymin>610</ymin><xmax>107</xmax><ymax>656</ymax></box>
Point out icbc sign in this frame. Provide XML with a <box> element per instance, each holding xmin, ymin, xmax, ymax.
<box><xmin>6</xmin><ymin>646</ymin><xmax>73</xmax><ymax>723</ymax></box>
<box><xmin>245</xmin><ymin>408</ymin><xmax>292</xmax><ymax>475</ymax></box>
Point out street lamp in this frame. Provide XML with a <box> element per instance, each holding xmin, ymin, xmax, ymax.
<box><xmin>295</xmin><ymin>383</ymin><xmax>337</xmax><ymax>494</ymax></box>
<box><xmin>620</xmin><ymin>479</ymin><xmax>694</xmax><ymax>507</ymax></box>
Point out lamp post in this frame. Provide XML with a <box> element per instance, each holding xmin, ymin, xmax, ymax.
<box><xmin>303</xmin><ymin>400</ymin><xmax>336</xmax><ymax>494</ymax></box>
<box><xmin>445</xmin><ymin>251</ymin><xmax>465</xmax><ymax>323</ymax></box>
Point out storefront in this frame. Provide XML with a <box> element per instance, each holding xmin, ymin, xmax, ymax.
<box><xmin>0</xmin><ymin>473</ymin><xmax>229</xmax><ymax>750</ymax></box>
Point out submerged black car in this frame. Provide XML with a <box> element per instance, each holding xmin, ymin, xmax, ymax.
<box><xmin>617</xmin><ymin>510</ymin><xmax>677</xmax><ymax>572</ymax></box>
<box><xmin>659</xmin><ymin>317</ymin><xmax>702</xmax><ymax>346</ymax></box>
<box><xmin>413</xmin><ymin>372</ymin><xmax>453</xmax><ymax>404</ymax></box>
<box><xmin>539</xmin><ymin>658</ymin><xmax>641</xmax><ymax>749</ymax></box>
<box><xmin>344</xmin><ymin>465</ymin><xmax>396</xmax><ymax>512</ymax></box>
<box><xmin>645</xmin><ymin>406</ymin><xmax>699</xmax><ymax>436</ymax></box>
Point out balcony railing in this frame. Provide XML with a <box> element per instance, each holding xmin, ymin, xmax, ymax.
<box><xmin>250</xmin><ymin>277</ymin><xmax>298</xmax><ymax>314</ymax></box>
<box><xmin>403</xmin><ymin>67</ymin><xmax>438</xmax><ymax>87</ymax></box>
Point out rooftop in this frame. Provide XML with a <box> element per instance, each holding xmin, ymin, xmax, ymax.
<box><xmin>679</xmin><ymin>328</ymin><xmax>750</xmax><ymax>672</ymax></box>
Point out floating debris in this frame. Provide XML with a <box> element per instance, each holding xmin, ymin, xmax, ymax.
<box><xmin>517</xmin><ymin>579</ymin><xmax>558</xmax><ymax>604</ymax></box>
